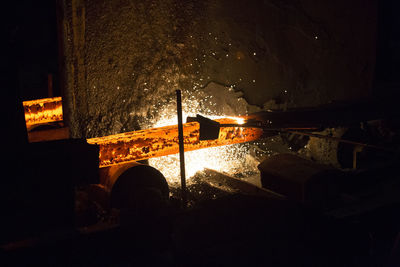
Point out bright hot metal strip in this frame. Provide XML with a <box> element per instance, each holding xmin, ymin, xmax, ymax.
<box><xmin>87</xmin><ymin>118</ymin><xmax>263</xmax><ymax>168</ymax></box>
<box><xmin>23</xmin><ymin>97</ymin><xmax>63</xmax><ymax>129</ymax></box>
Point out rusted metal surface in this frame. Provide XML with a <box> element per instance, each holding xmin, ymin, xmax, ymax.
<box><xmin>23</xmin><ymin>97</ymin><xmax>63</xmax><ymax>130</ymax></box>
<box><xmin>87</xmin><ymin>118</ymin><xmax>263</xmax><ymax>168</ymax></box>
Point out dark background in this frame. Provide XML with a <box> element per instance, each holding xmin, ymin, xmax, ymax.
<box><xmin>4</xmin><ymin>0</ymin><xmax>60</xmax><ymax>101</ymax></box>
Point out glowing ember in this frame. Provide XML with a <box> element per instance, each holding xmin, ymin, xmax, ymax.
<box><xmin>23</xmin><ymin>97</ymin><xmax>63</xmax><ymax>129</ymax></box>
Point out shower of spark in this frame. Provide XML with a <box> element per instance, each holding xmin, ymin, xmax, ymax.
<box><xmin>149</xmin><ymin>144</ymin><xmax>258</xmax><ymax>184</ymax></box>
<box><xmin>87</xmin><ymin>116</ymin><xmax>261</xmax><ymax>168</ymax></box>
<box><xmin>146</xmin><ymin>91</ymin><xmax>259</xmax><ymax>184</ymax></box>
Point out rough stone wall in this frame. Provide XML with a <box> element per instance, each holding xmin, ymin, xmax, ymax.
<box><xmin>61</xmin><ymin>0</ymin><xmax>377</xmax><ymax>138</ymax></box>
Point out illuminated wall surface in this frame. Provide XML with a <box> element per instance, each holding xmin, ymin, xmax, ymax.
<box><xmin>60</xmin><ymin>0</ymin><xmax>377</xmax><ymax>139</ymax></box>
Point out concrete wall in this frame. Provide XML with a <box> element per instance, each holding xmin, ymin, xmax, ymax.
<box><xmin>61</xmin><ymin>0</ymin><xmax>377</xmax><ymax>138</ymax></box>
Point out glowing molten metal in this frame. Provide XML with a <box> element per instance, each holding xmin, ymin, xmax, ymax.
<box><xmin>23</xmin><ymin>97</ymin><xmax>63</xmax><ymax>129</ymax></box>
<box><xmin>21</xmin><ymin>97</ymin><xmax>263</xmax><ymax>176</ymax></box>
<box><xmin>87</xmin><ymin>118</ymin><xmax>262</xmax><ymax>168</ymax></box>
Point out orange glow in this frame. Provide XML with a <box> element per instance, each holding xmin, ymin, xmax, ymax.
<box><xmin>23</xmin><ymin>97</ymin><xmax>63</xmax><ymax>129</ymax></box>
<box><xmin>87</xmin><ymin>118</ymin><xmax>263</xmax><ymax>168</ymax></box>
<box><xmin>22</xmin><ymin>98</ymin><xmax>263</xmax><ymax>171</ymax></box>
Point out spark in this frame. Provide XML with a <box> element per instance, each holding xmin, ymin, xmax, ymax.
<box><xmin>150</xmin><ymin>144</ymin><xmax>252</xmax><ymax>184</ymax></box>
<box><xmin>233</xmin><ymin>117</ymin><xmax>245</xmax><ymax>125</ymax></box>
<box><xmin>146</xmin><ymin>93</ymin><xmax>259</xmax><ymax>184</ymax></box>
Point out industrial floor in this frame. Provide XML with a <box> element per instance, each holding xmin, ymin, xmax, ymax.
<box><xmin>2</xmin><ymin>174</ymin><xmax>400</xmax><ymax>267</ymax></box>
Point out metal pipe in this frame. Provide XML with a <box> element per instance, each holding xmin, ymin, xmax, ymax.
<box><xmin>287</xmin><ymin>130</ymin><xmax>393</xmax><ymax>151</ymax></box>
<box><xmin>176</xmin><ymin>90</ymin><xmax>187</xmax><ymax>208</ymax></box>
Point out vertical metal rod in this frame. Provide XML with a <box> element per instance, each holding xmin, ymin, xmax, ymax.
<box><xmin>176</xmin><ymin>90</ymin><xmax>187</xmax><ymax>207</ymax></box>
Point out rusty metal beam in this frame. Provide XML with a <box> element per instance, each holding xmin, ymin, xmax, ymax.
<box><xmin>87</xmin><ymin>118</ymin><xmax>263</xmax><ymax>168</ymax></box>
<box><xmin>23</xmin><ymin>97</ymin><xmax>63</xmax><ymax>130</ymax></box>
